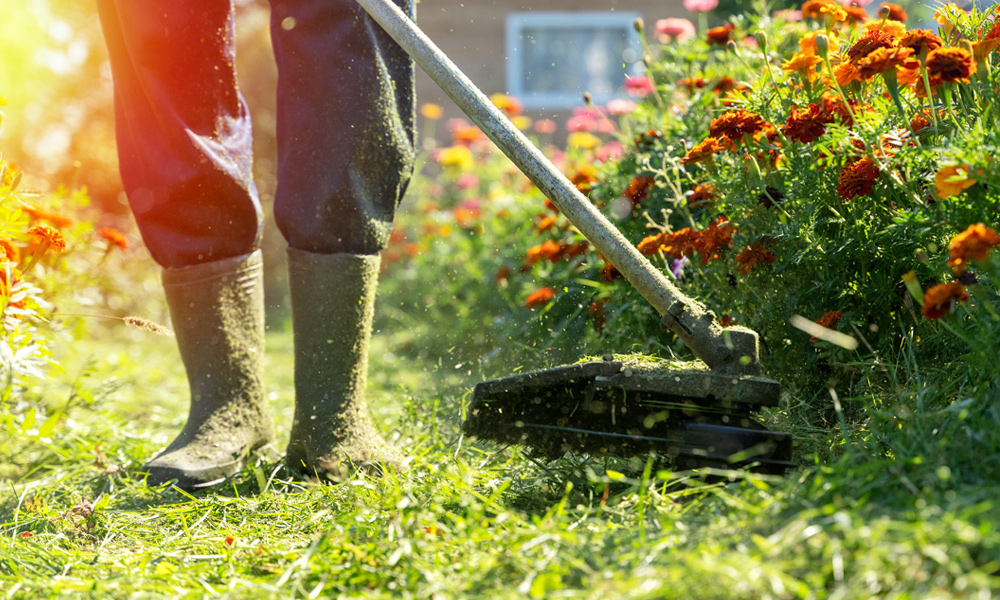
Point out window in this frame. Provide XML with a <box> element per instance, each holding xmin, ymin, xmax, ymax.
<box><xmin>505</xmin><ymin>12</ymin><xmax>643</xmax><ymax>110</ymax></box>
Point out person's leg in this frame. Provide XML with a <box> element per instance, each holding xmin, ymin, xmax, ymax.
<box><xmin>268</xmin><ymin>0</ymin><xmax>416</xmax><ymax>479</ymax></box>
<box><xmin>97</xmin><ymin>0</ymin><xmax>274</xmax><ymax>488</ymax></box>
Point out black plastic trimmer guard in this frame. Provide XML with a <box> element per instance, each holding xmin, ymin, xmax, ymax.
<box><xmin>464</xmin><ymin>360</ymin><xmax>794</xmax><ymax>474</ymax></box>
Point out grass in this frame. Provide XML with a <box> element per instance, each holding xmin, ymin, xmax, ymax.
<box><xmin>1</xmin><ymin>317</ymin><xmax>999</xmax><ymax>599</ymax></box>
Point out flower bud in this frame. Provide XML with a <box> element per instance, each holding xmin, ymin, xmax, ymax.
<box><xmin>583</xmin><ymin>91</ymin><xmax>593</xmax><ymax>106</ymax></box>
<box><xmin>726</xmin><ymin>40</ymin><xmax>739</xmax><ymax>55</ymax></box>
<box><xmin>754</xmin><ymin>30</ymin><xmax>768</xmax><ymax>52</ymax></box>
<box><xmin>634</xmin><ymin>17</ymin><xmax>644</xmax><ymax>35</ymax></box>
<box><xmin>815</xmin><ymin>34</ymin><xmax>830</xmax><ymax>59</ymax></box>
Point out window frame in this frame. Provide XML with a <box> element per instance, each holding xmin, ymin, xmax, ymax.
<box><xmin>504</xmin><ymin>11</ymin><xmax>644</xmax><ymax>110</ymax></box>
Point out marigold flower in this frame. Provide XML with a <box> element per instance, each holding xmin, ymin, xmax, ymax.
<box><xmin>623</xmin><ymin>175</ymin><xmax>656</xmax><ymax>207</ymax></box>
<box><xmin>524</xmin><ymin>240</ymin><xmax>563</xmax><ymax>267</ymax></box>
<box><xmin>925</xmin><ymin>47</ymin><xmax>975</xmax><ymax>83</ymax></box>
<box><xmin>947</xmin><ymin>223</ymin><xmax>1000</xmax><ymax>272</ymax></box>
<box><xmin>682</xmin><ymin>136</ymin><xmax>727</xmax><ymax>165</ymax></box>
<box><xmin>782</xmin><ymin>52</ymin><xmax>824</xmax><ymax>81</ymax></box>
<box><xmin>693</xmin><ymin>217</ymin><xmax>735</xmax><ymax>264</ymax></box>
<box><xmin>678</xmin><ymin>77</ymin><xmax>707</xmax><ymax>91</ymax></box>
<box><xmin>909</xmin><ymin>113</ymin><xmax>932</xmax><ymax>132</ymax></box>
<box><xmin>935</xmin><ymin>164</ymin><xmax>978</xmax><ymax>199</ymax></box>
<box><xmin>525</xmin><ymin>287</ymin><xmax>556</xmax><ymax>309</ymax></box>
<box><xmin>862</xmin><ymin>20</ymin><xmax>905</xmax><ymax>39</ymax></box>
<box><xmin>833</xmin><ymin>59</ymin><xmax>862</xmax><ymax>86</ymax></box>
<box><xmin>836</xmin><ymin>157</ymin><xmax>880</xmax><ymax>200</ymax></box>
<box><xmin>99</xmin><ymin>227</ymin><xmax>128</xmax><ymax>251</ymax></box>
<box><xmin>22</xmin><ymin>206</ymin><xmax>74</xmax><ymax>228</ymax></box>
<box><xmin>921</xmin><ymin>282</ymin><xmax>969</xmax><ymax>319</ymax></box>
<box><xmin>847</xmin><ymin>31</ymin><xmax>898</xmax><ymax>65</ymax></box>
<box><xmin>706</xmin><ymin>23</ymin><xmax>735</xmax><ymax>46</ymax></box>
<box><xmin>709</xmin><ymin>110</ymin><xmax>768</xmax><ymax>142</ymax></box>
<box><xmin>809</xmin><ymin>310</ymin><xmax>843</xmax><ymax>341</ymax></box>
<box><xmin>711</xmin><ymin>77</ymin><xmax>736</xmax><ymax>95</ymax></box>
<box><xmin>799</xmin><ymin>31</ymin><xmax>841</xmax><ymax>56</ymax></box>
<box><xmin>735</xmin><ymin>240</ymin><xmax>776</xmax><ymax>274</ymax></box>
<box><xmin>802</xmin><ymin>0</ymin><xmax>847</xmax><ymax>22</ymax></box>
<box><xmin>881</xmin><ymin>3</ymin><xmax>907</xmax><ymax>21</ymax></box>
<box><xmin>898</xmin><ymin>29</ymin><xmax>944</xmax><ymax>57</ymax></box>
<box><xmin>489</xmin><ymin>93</ymin><xmax>523</xmax><ymax>117</ymax></box>
<box><xmin>570</xmin><ymin>167</ymin><xmax>599</xmax><ymax>193</ymax></box>
<box><xmin>842</xmin><ymin>5</ymin><xmax>869</xmax><ymax>24</ymax></box>
<box><xmin>0</xmin><ymin>240</ymin><xmax>19</xmax><ymax>263</ymax></box>
<box><xmin>687</xmin><ymin>183</ymin><xmax>717</xmax><ymax>207</ymax></box>
<box><xmin>819</xmin><ymin>95</ymin><xmax>858</xmax><ymax>128</ymax></box>
<box><xmin>972</xmin><ymin>20</ymin><xmax>1000</xmax><ymax>61</ymax></box>
<box><xmin>0</xmin><ymin>265</ymin><xmax>25</xmax><ymax>311</ymax></box>
<box><xmin>537</xmin><ymin>215</ymin><xmax>557</xmax><ymax>233</ymax></box>
<box><xmin>855</xmin><ymin>46</ymin><xmax>915</xmax><ymax>79</ymax></box>
<box><xmin>420</xmin><ymin>103</ymin><xmax>444</xmax><ymax>120</ymax></box>
<box><xmin>28</xmin><ymin>225</ymin><xmax>66</xmax><ymax>253</ymax></box>
<box><xmin>783</xmin><ymin>103</ymin><xmax>831</xmax><ymax>143</ymax></box>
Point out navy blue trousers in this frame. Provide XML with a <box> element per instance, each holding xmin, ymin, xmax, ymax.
<box><xmin>97</xmin><ymin>0</ymin><xmax>416</xmax><ymax>268</ymax></box>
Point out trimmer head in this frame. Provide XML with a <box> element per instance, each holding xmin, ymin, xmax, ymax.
<box><xmin>463</xmin><ymin>356</ymin><xmax>793</xmax><ymax>474</ymax></box>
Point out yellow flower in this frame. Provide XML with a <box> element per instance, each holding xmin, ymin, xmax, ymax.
<box><xmin>437</xmin><ymin>145</ymin><xmax>474</xmax><ymax>171</ymax></box>
<box><xmin>420</xmin><ymin>103</ymin><xmax>444</xmax><ymax>120</ymax></box>
<box><xmin>567</xmin><ymin>131</ymin><xmax>601</xmax><ymax>150</ymax></box>
<box><xmin>935</xmin><ymin>164</ymin><xmax>978</xmax><ymax>199</ymax></box>
<box><xmin>862</xmin><ymin>20</ymin><xmax>906</xmax><ymax>39</ymax></box>
<box><xmin>782</xmin><ymin>52</ymin><xmax>824</xmax><ymax>81</ymax></box>
<box><xmin>510</xmin><ymin>115</ymin><xmax>533</xmax><ymax>131</ymax></box>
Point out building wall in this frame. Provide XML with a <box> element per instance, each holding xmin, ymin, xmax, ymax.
<box><xmin>412</xmin><ymin>0</ymin><xmax>687</xmax><ymax>135</ymax></box>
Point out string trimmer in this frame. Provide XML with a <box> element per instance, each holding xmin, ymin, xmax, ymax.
<box><xmin>357</xmin><ymin>0</ymin><xmax>793</xmax><ymax>472</ymax></box>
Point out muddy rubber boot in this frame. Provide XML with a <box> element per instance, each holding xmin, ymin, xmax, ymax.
<box><xmin>144</xmin><ymin>250</ymin><xmax>276</xmax><ymax>489</ymax></box>
<box><xmin>285</xmin><ymin>247</ymin><xmax>403</xmax><ymax>481</ymax></box>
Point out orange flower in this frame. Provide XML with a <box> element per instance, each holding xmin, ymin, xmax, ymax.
<box><xmin>711</xmin><ymin>77</ymin><xmax>736</xmax><ymax>95</ymax></box>
<box><xmin>921</xmin><ymin>282</ymin><xmax>969</xmax><ymax>319</ymax></box>
<box><xmin>783</xmin><ymin>103</ymin><xmax>831</xmax><ymax>143</ymax></box>
<box><xmin>678</xmin><ymin>77</ymin><xmax>707</xmax><ymax>91</ymax></box>
<box><xmin>947</xmin><ymin>223</ymin><xmax>1000</xmax><ymax>272</ymax></box>
<box><xmin>833</xmin><ymin>59</ymin><xmax>862</xmax><ymax>86</ymax></box>
<box><xmin>837</xmin><ymin>157</ymin><xmax>880</xmax><ymax>200</ymax></box>
<box><xmin>570</xmin><ymin>167</ymin><xmax>599</xmax><ymax>194</ymax></box>
<box><xmin>855</xmin><ymin>46</ymin><xmax>915</xmax><ymax>79</ymax></box>
<box><xmin>782</xmin><ymin>52</ymin><xmax>824</xmax><ymax>81</ymax></box>
<box><xmin>525</xmin><ymin>287</ymin><xmax>556</xmax><ymax>309</ymax></box>
<box><xmin>0</xmin><ymin>240</ymin><xmax>20</xmax><ymax>263</ymax></box>
<box><xmin>99</xmin><ymin>227</ymin><xmax>128</xmax><ymax>251</ymax></box>
<box><xmin>802</xmin><ymin>0</ymin><xmax>847</xmax><ymax>22</ymax></box>
<box><xmin>22</xmin><ymin>206</ymin><xmax>74</xmax><ymax>228</ymax></box>
<box><xmin>536</xmin><ymin>215</ymin><xmax>557</xmax><ymax>233</ymax></box>
<box><xmin>898</xmin><ymin>29</ymin><xmax>944</xmax><ymax>57</ymax></box>
<box><xmin>799</xmin><ymin>31</ymin><xmax>841</xmax><ymax>56</ymax></box>
<box><xmin>881</xmin><ymin>2</ymin><xmax>907</xmax><ymax>21</ymax></box>
<box><xmin>847</xmin><ymin>31</ymin><xmax>898</xmax><ymax>65</ymax></box>
<box><xmin>687</xmin><ymin>183</ymin><xmax>717</xmax><ymax>207</ymax></box>
<box><xmin>420</xmin><ymin>103</ymin><xmax>444</xmax><ymax>120</ymax></box>
<box><xmin>909</xmin><ymin>113</ymin><xmax>932</xmax><ymax>133</ymax></box>
<box><xmin>693</xmin><ymin>217</ymin><xmax>735</xmax><ymax>264</ymax></box>
<box><xmin>935</xmin><ymin>164</ymin><xmax>978</xmax><ymax>199</ymax></box>
<box><xmin>862</xmin><ymin>19</ymin><xmax>906</xmax><ymax>39</ymax></box>
<box><xmin>0</xmin><ymin>265</ymin><xmax>25</xmax><ymax>311</ymax></box>
<box><xmin>524</xmin><ymin>240</ymin><xmax>563</xmax><ymax>267</ymax></box>
<box><xmin>925</xmin><ymin>47</ymin><xmax>975</xmax><ymax>83</ymax></box>
<box><xmin>972</xmin><ymin>20</ymin><xmax>1000</xmax><ymax>61</ymax></box>
<box><xmin>682</xmin><ymin>137</ymin><xmax>727</xmax><ymax>166</ymax></box>
<box><xmin>735</xmin><ymin>240</ymin><xmax>775</xmax><ymax>275</ymax></box>
<box><xmin>706</xmin><ymin>23</ymin><xmax>735</xmax><ymax>46</ymax></box>
<box><xmin>623</xmin><ymin>175</ymin><xmax>656</xmax><ymax>207</ymax></box>
<box><xmin>809</xmin><ymin>310</ymin><xmax>843</xmax><ymax>342</ymax></box>
<box><xmin>28</xmin><ymin>225</ymin><xmax>66</xmax><ymax>253</ymax></box>
<box><xmin>842</xmin><ymin>5</ymin><xmax>869</xmax><ymax>24</ymax></box>
<box><xmin>489</xmin><ymin>93</ymin><xmax>523</xmax><ymax>117</ymax></box>
<box><xmin>452</xmin><ymin>125</ymin><xmax>483</xmax><ymax>145</ymax></box>
<box><xmin>708</xmin><ymin>110</ymin><xmax>769</xmax><ymax>143</ymax></box>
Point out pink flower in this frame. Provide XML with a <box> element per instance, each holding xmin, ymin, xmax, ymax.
<box><xmin>624</xmin><ymin>75</ymin><xmax>655</xmax><ymax>98</ymax></box>
<box><xmin>572</xmin><ymin>106</ymin><xmax>606</xmax><ymax>119</ymax></box>
<box><xmin>456</xmin><ymin>173</ymin><xmax>480</xmax><ymax>190</ymax></box>
<box><xmin>606</xmin><ymin>99</ymin><xmax>637</xmax><ymax>116</ymax></box>
<box><xmin>656</xmin><ymin>18</ymin><xmax>696</xmax><ymax>42</ymax></box>
<box><xmin>772</xmin><ymin>8</ymin><xmax>803</xmax><ymax>21</ymax></box>
<box><xmin>684</xmin><ymin>0</ymin><xmax>719</xmax><ymax>11</ymax></box>
<box><xmin>533</xmin><ymin>119</ymin><xmax>558</xmax><ymax>134</ymax></box>
<box><xmin>596</xmin><ymin>141</ymin><xmax>625</xmax><ymax>162</ymax></box>
<box><xmin>566</xmin><ymin>115</ymin><xmax>599</xmax><ymax>132</ymax></box>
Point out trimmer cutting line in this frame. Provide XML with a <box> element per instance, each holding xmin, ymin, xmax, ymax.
<box><xmin>357</xmin><ymin>0</ymin><xmax>793</xmax><ymax>471</ymax></box>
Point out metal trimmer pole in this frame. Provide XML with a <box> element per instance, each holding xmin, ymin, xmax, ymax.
<box><xmin>357</xmin><ymin>0</ymin><xmax>762</xmax><ymax>374</ymax></box>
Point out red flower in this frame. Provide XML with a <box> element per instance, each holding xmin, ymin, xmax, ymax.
<box><xmin>706</xmin><ymin>23</ymin><xmax>735</xmax><ymax>46</ymax></box>
<box><xmin>735</xmin><ymin>240</ymin><xmax>776</xmax><ymax>275</ymax></box>
<box><xmin>783</xmin><ymin>103</ymin><xmax>831</xmax><ymax>144</ymax></box>
<box><xmin>925</xmin><ymin>47</ymin><xmax>976</xmax><ymax>83</ymax></box>
<box><xmin>525</xmin><ymin>287</ymin><xmax>556</xmax><ymax>309</ymax></box>
<box><xmin>709</xmin><ymin>110</ymin><xmax>769</xmax><ymax>143</ymax></box>
<box><xmin>623</xmin><ymin>175</ymin><xmax>656</xmax><ymax>207</ymax></box>
<box><xmin>809</xmin><ymin>311</ymin><xmax>843</xmax><ymax>342</ymax></box>
<box><xmin>836</xmin><ymin>157</ymin><xmax>880</xmax><ymax>200</ymax></box>
<box><xmin>921</xmin><ymin>282</ymin><xmax>969</xmax><ymax>319</ymax></box>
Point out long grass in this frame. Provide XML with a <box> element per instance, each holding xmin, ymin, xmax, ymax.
<box><xmin>1</xmin><ymin>321</ymin><xmax>998</xmax><ymax>599</ymax></box>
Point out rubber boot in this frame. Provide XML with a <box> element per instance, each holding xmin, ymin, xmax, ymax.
<box><xmin>285</xmin><ymin>247</ymin><xmax>403</xmax><ymax>481</ymax></box>
<box><xmin>144</xmin><ymin>250</ymin><xmax>276</xmax><ymax>489</ymax></box>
